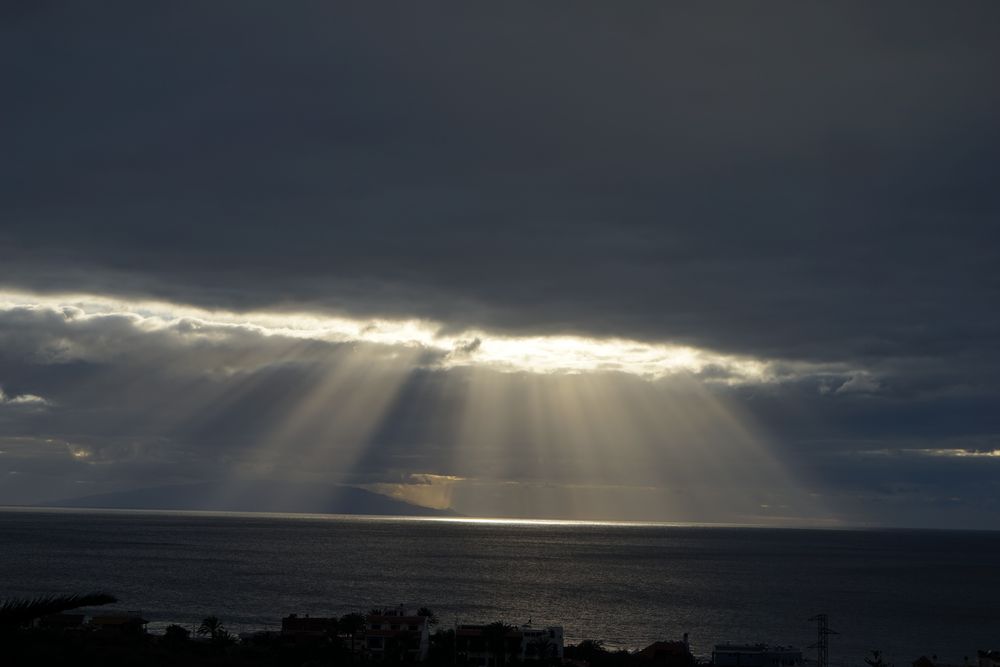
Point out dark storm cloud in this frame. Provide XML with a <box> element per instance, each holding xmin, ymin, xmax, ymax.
<box><xmin>2</xmin><ymin>1</ymin><xmax>998</xmax><ymax>367</ymax></box>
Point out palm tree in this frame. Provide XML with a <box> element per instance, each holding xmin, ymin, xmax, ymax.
<box><xmin>417</xmin><ymin>607</ymin><xmax>439</xmax><ymax>627</ymax></box>
<box><xmin>197</xmin><ymin>615</ymin><xmax>231</xmax><ymax>643</ymax></box>
<box><xmin>325</xmin><ymin>617</ymin><xmax>342</xmax><ymax>647</ymax></box>
<box><xmin>339</xmin><ymin>612</ymin><xmax>366</xmax><ymax>659</ymax></box>
<box><xmin>572</xmin><ymin>639</ymin><xmax>608</xmax><ymax>664</ymax></box>
<box><xmin>0</xmin><ymin>592</ymin><xmax>117</xmax><ymax>629</ymax></box>
<box><xmin>865</xmin><ymin>651</ymin><xmax>890</xmax><ymax>667</ymax></box>
<box><xmin>484</xmin><ymin>621</ymin><xmax>516</xmax><ymax>667</ymax></box>
<box><xmin>529</xmin><ymin>635</ymin><xmax>554</xmax><ymax>662</ymax></box>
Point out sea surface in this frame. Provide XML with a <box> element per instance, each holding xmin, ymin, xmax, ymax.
<box><xmin>1</xmin><ymin>509</ymin><xmax>997</xmax><ymax>665</ymax></box>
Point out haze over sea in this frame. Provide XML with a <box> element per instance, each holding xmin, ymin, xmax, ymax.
<box><xmin>2</xmin><ymin>509</ymin><xmax>997</xmax><ymax>665</ymax></box>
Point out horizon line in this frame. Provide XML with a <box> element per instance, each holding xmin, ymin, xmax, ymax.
<box><xmin>3</xmin><ymin>505</ymin><xmax>995</xmax><ymax>533</ymax></box>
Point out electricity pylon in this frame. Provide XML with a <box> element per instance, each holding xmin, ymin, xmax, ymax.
<box><xmin>809</xmin><ymin>614</ymin><xmax>839</xmax><ymax>667</ymax></box>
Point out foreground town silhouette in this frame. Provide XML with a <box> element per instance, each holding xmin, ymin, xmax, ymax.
<box><xmin>2</xmin><ymin>596</ymin><xmax>996</xmax><ymax>667</ymax></box>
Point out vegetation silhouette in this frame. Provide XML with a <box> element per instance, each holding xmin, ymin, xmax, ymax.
<box><xmin>340</xmin><ymin>612</ymin><xmax>365</xmax><ymax>658</ymax></box>
<box><xmin>1</xmin><ymin>596</ymin><xmax>671</xmax><ymax>667</ymax></box>
<box><xmin>483</xmin><ymin>621</ymin><xmax>517</xmax><ymax>667</ymax></box>
<box><xmin>418</xmin><ymin>606</ymin><xmax>439</xmax><ymax>626</ymax></box>
<box><xmin>529</xmin><ymin>633</ymin><xmax>556</xmax><ymax>662</ymax></box>
<box><xmin>0</xmin><ymin>592</ymin><xmax>116</xmax><ymax>629</ymax></box>
<box><xmin>197</xmin><ymin>615</ymin><xmax>233</xmax><ymax>645</ymax></box>
<box><xmin>866</xmin><ymin>650</ymin><xmax>891</xmax><ymax>667</ymax></box>
<box><xmin>429</xmin><ymin>627</ymin><xmax>456</xmax><ymax>664</ymax></box>
<box><xmin>164</xmin><ymin>623</ymin><xmax>190</xmax><ymax>645</ymax></box>
<box><xmin>565</xmin><ymin>638</ymin><xmax>635</xmax><ymax>667</ymax></box>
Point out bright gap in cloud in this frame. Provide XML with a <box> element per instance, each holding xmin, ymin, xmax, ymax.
<box><xmin>0</xmin><ymin>387</ymin><xmax>49</xmax><ymax>405</ymax></box>
<box><xmin>0</xmin><ymin>289</ymin><xmax>806</xmax><ymax>382</ymax></box>
<box><xmin>916</xmin><ymin>448</ymin><xmax>1000</xmax><ymax>458</ymax></box>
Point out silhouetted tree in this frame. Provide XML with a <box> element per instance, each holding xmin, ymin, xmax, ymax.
<box><xmin>164</xmin><ymin>624</ymin><xmax>190</xmax><ymax>645</ymax></box>
<box><xmin>484</xmin><ymin>621</ymin><xmax>516</xmax><ymax>667</ymax></box>
<box><xmin>567</xmin><ymin>640</ymin><xmax>632</xmax><ymax>667</ymax></box>
<box><xmin>340</xmin><ymin>612</ymin><xmax>366</xmax><ymax>659</ymax></box>
<box><xmin>577</xmin><ymin>639</ymin><xmax>607</xmax><ymax>656</ymax></box>
<box><xmin>866</xmin><ymin>651</ymin><xmax>890</xmax><ymax>667</ymax></box>
<box><xmin>529</xmin><ymin>634</ymin><xmax>555</xmax><ymax>662</ymax></box>
<box><xmin>325</xmin><ymin>616</ymin><xmax>343</xmax><ymax>648</ymax></box>
<box><xmin>197</xmin><ymin>616</ymin><xmax>232</xmax><ymax>644</ymax></box>
<box><xmin>429</xmin><ymin>628</ymin><xmax>456</xmax><ymax>665</ymax></box>
<box><xmin>0</xmin><ymin>592</ymin><xmax>116</xmax><ymax>629</ymax></box>
<box><xmin>567</xmin><ymin>640</ymin><xmax>608</xmax><ymax>663</ymax></box>
<box><xmin>418</xmin><ymin>607</ymin><xmax>440</xmax><ymax>626</ymax></box>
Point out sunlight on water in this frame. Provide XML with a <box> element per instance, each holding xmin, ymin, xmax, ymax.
<box><xmin>3</xmin><ymin>510</ymin><xmax>998</xmax><ymax>664</ymax></box>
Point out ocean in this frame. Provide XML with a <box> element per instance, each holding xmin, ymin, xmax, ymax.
<box><xmin>1</xmin><ymin>509</ymin><xmax>996</xmax><ymax>665</ymax></box>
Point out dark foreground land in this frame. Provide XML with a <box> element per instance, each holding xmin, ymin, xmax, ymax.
<box><xmin>4</xmin><ymin>628</ymin><xmax>648</xmax><ymax>667</ymax></box>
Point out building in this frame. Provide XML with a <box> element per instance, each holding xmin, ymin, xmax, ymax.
<box><xmin>456</xmin><ymin>623</ymin><xmax>564</xmax><ymax>666</ymax></box>
<box><xmin>88</xmin><ymin>614</ymin><xmax>148</xmax><ymax>636</ymax></box>
<box><xmin>713</xmin><ymin>644</ymin><xmax>803</xmax><ymax>667</ymax></box>
<box><xmin>366</xmin><ymin>607</ymin><xmax>431</xmax><ymax>662</ymax></box>
<box><xmin>456</xmin><ymin>624</ymin><xmax>523</xmax><ymax>667</ymax></box>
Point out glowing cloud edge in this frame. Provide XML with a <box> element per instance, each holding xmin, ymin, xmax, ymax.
<box><xmin>0</xmin><ymin>289</ymin><xmax>848</xmax><ymax>384</ymax></box>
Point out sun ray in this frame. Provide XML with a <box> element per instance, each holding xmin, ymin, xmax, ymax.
<box><xmin>0</xmin><ymin>289</ymin><xmax>836</xmax><ymax>523</ymax></box>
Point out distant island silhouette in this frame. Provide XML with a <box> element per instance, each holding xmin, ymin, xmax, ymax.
<box><xmin>34</xmin><ymin>481</ymin><xmax>462</xmax><ymax>518</ymax></box>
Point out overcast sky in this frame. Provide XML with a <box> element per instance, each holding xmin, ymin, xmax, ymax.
<box><xmin>2</xmin><ymin>2</ymin><xmax>999</xmax><ymax>527</ymax></box>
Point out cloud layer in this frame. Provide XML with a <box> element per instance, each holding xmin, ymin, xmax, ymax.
<box><xmin>0</xmin><ymin>293</ymin><xmax>996</xmax><ymax>527</ymax></box>
<box><xmin>1</xmin><ymin>2</ymin><xmax>999</xmax><ymax>526</ymax></box>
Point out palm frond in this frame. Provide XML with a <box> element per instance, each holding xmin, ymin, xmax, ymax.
<box><xmin>0</xmin><ymin>592</ymin><xmax>117</xmax><ymax>627</ymax></box>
